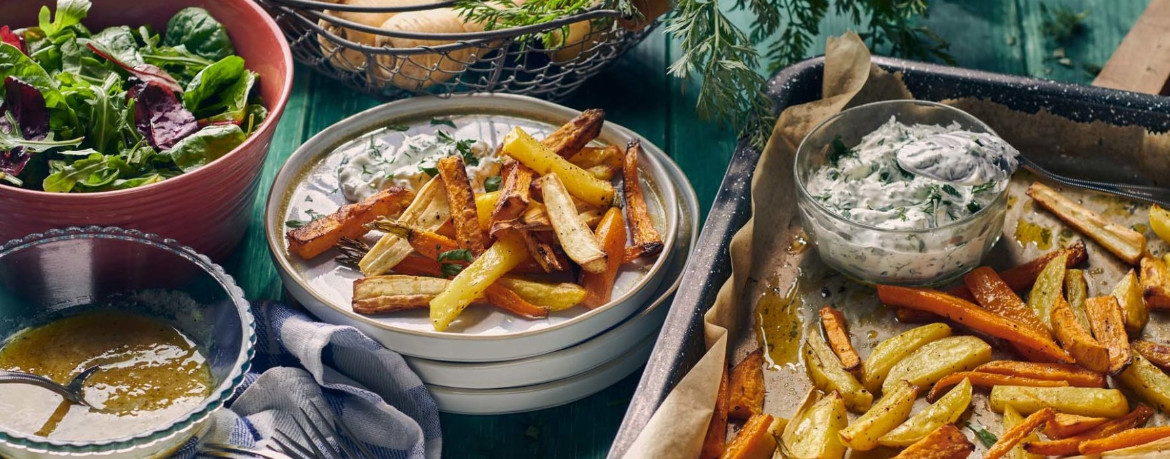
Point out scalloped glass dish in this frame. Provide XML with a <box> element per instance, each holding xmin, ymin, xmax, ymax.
<box><xmin>0</xmin><ymin>227</ymin><xmax>255</xmax><ymax>458</ymax></box>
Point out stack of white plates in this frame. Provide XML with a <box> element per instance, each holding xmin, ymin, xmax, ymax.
<box><xmin>265</xmin><ymin>95</ymin><xmax>699</xmax><ymax>414</ymax></box>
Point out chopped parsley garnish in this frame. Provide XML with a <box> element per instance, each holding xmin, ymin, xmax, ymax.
<box><xmin>435</xmin><ymin>130</ymin><xmax>480</xmax><ymax>167</ymax></box>
<box><xmin>484</xmin><ymin>176</ymin><xmax>502</xmax><ymax>192</ymax></box>
<box><xmin>305</xmin><ymin>209</ymin><xmax>326</xmax><ymax>221</ymax></box>
<box><xmin>285</xmin><ymin>220</ymin><xmax>306</xmax><ymax>228</ymax></box>
<box><xmin>827</xmin><ymin>137</ymin><xmax>855</xmax><ymax>167</ymax></box>
<box><xmin>941</xmin><ymin>184</ymin><xmax>961</xmax><ymax>197</ymax></box>
<box><xmin>971</xmin><ymin>182</ymin><xmax>996</xmax><ymax>194</ymax></box>
<box><xmin>438</xmin><ymin>249</ymin><xmax>474</xmax><ymax>263</ymax></box>
<box><xmin>441</xmin><ymin>263</ymin><xmax>464</xmax><ymax>277</ymax></box>
<box><xmin>430</xmin><ymin>118</ymin><xmax>457</xmax><ymax>129</ymax></box>
<box><xmin>966</xmin><ymin>423</ymin><xmax>998</xmax><ymax>448</ymax></box>
<box><xmin>419</xmin><ymin>165</ymin><xmax>439</xmax><ymax>177</ymax></box>
<box><xmin>967</xmin><ymin>201</ymin><xmax>982</xmax><ymax>213</ymax></box>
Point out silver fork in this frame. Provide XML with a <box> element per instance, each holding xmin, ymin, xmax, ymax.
<box><xmin>202</xmin><ymin>442</ymin><xmax>292</xmax><ymax>459</ymax></box>
<box><xmin>269</xmin><ymin>403</ymin><xmax>375</xmax><ymax>459</ymax></box>
<box><xmin>1017</xmin><ymin>154</ymin><xmax>1170</xmax><ymax>208</ymax></box>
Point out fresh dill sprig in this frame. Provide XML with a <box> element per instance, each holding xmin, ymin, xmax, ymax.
<box><xmin>454</xmin><ymin>0</ymin><xmax>638</xmax><ymax>48</ymax></box>
<box><xmin>1040</xmin><ymin>3</ymin><xmax>1090</xmax><ymax>44</ymax></box>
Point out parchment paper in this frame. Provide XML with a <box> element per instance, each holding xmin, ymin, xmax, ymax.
<box><xmin>625</xmin><ymin>31</ymin><xmax>1170</xmax><ymax>458</ymax></box>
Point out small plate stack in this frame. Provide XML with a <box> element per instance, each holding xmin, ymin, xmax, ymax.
<box><xmin>265</xmin><ymin>95</ymin><xmax>698</xmax><ymax>414</ymax></box>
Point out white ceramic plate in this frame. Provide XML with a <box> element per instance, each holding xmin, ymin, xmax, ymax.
<box><xmin>427</xmin><ymin>331</ymin><xmax>657</xmax><ymax>414</ymax></box>
<box><xmin>265</xmin><ymin>94</ymin><xmax>688</xmax><ymax>362</ymax></box>
<box><xmin>404</xmin><ymin>167</ymin><xmax>697</xmax><ymax>388</ymax></box>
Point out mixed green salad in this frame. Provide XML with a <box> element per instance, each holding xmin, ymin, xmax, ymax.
<box><xmin>0</xmin><ymin>0</ymin><xmax>265</xmax><ymax>193</ymax></box>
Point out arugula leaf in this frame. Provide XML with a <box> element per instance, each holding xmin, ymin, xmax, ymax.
<box><xmin>142</xmin><ymin>45</ymin><xmax>214</xmax><ymax>84</ymax></box>
<box><xmin>484</xmin><ymin>175</ymin><xmax>502</xmax><ymax>192</ymax></box>
<box><xmin>438</xmin><ymin>248</ymin><xmax>474</xmax><ymax>263</ymax></box>
<box><xmin>42</xmin><ymin>151</ymin><xmax>129</xmax><ymax>192</ymax></box>
<box><xmin>164</xmin><ymin>7</ymin><xmax>235</xmax><ymax>61</ymax></box>
<box><xmin>163</xmin><ymin>124</ymin><xmax>245</xmax><ymax>171</ymax></box>
<box><xmin>64</xmin><ymin>73</ymin><xmax>130</xmax><ymax>153</ymax></box>
<box><xmin>38</xmin><ymin>0</ymin><xmax>92</xmax><ymax>39</ymax></box>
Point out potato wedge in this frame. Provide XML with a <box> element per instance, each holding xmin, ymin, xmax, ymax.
<box><xmin>781</xmin><ymin>390</ymin><xmax>848</xmax><ymax>459</ymax></box>
<box><xmin>503</xmin><ymin>127</ymin><xmax>614</xmax><ymax>207</ymax></box>
<box><xmin>1052</xmin><ymin>297</ymin><xmax>1111</xmax><ymax>373</ymax></box>
<box><xmin>1028</xmin><ymin>253</ymin><xmax>1067</xmax><ymax>330</ymax></box>
<box><xmin>861</xmin><ymin>323</ymin><xmax>952</xmax><ymax>392</ymax></box>
<box><xmin>352</xmin><ymin>275</ymin><xmax>449</xmax><ymax>314</ymax></box>
<box><xmin>360</xmin><ymin>178</ymin><xmax>449</xmax><ymax>275</ymax></box>
<box><xmin>965</xmin><ymin>266</ymin><xmax>1049</xmax><ymax>336</ymax></box>
<box><xmin>1079</xmin><ymin>426</ymin><xmax>1170</xmax><ymax>455</ymax></box>
<box><xmin>1133</xmin><ymin>340</ymin><xmax>1170</xmax><ymax>370</ymax></box>
<box><xmin>287</xmin><ymin>186</ymin><xmax>415</xmax><ymax>259</ymax></box>
<box><xmin>436</xmin><ymin>156</ymin><xmax>487</xmax><ymax>254</ymax></box>
<box><xmin>1004</xmin><ymin>405</ymin><xmax>1045</xmax><ymax>459</ymax></box>
<box><xmin>1150</xmin><ymin>204</ymin><xmax>1170</xmax><ymax>244</ymax></box>
<box><xmin>538</xmin><ymin>174</ymin><xmax>608</xmax><ymax>273</ymax></box>
<box><xmin>1085</xmin><ymin>296</ymin><xmax>1131</xmax><ymax>374</ymax></box>
<box><xmin>818</xmin><ymin>306</ymin><xmax>860</xmax><ymax>373</ymax></box>
<box><xmin>720</xmin><ymin>414</ymin><xmax>777</xmax><ymax>459</ymax></box>
<box><xmin>622</xmin><ymin>141</ymin><xmax>665</xmax><ymax>260</ymax></box>
<box><xmin>1112</xmin><ymin>269</ymin><xmax>1148</xmax><ymax>335</ymax></box>
<box><xmin>839</xmin><ymin>379</ymin><xmax>918</xmax><ymax>451</ymax></box>
<box><xmin>974</xmin><ymin>361</ymin><xmax>1106</xmax><ymax>388</ymax></box>
<box><xmin>582</xmin><ymin>207</ymin><xmax>626</xmax><ymax>308</ymax></box>
<box><xmin>892</xmin><ymin>423</ymin><xmax>975</xmax><ymax>459</ymax></box>
<box><xmin>1024</xmin><ymin>404</ymin><xmax>1154</xmax><ymax>456</ymax></box>
<box><xmin>429</xmin><ymin>232</ymin><xmax>529</xmax><ymax>331</ymax></box>
<box><xmin>946</xmin><ymin>241</ymin><xmax>1088</xmax><ymax>302</ymax></box>
<box><xmin>729</xmin><ymin>349</ymin><xmax>765</xmax><ymax>420</ymax></box>
<box><xmin>541</xmin><ymin>108</ymin><xmax>604</xmax><ymax>158</ymax></box>
<box><xmin>876</xmin><ymin>285</ymin><xmax>1073</xmax><ymax>364</ymax></box>
<box><xmin>1045</xmin><ymin>413</ymin><xmax>1109</xmax><ymax>439</ymax></box>
<box><xmin>1027</xmin><ymin>182</ymin><xmax>1147</xmax><ymax>264</ymax></box>
<box><xmin>990</xmin><ymin>386</ymin><xmax>1129</xmax><ymax>418</ymax></box>
<box><xmin>1067</xmin><ymin>268</ymin><xmax>1090</xmax><ymax>319</ymax></box>
<box><xmin>805</xmin><ymin>331</ymin><xmax>873</xmax><ymax>412</ymax></box>
<box><xmin>881</xmin><ymin>335</ymin><xmax>991</xmax><ymax>396</ymax></box>
<box><xmin>495</xmin><ymin>277</ymin><xmax>586</xmax><ymax>312</ymax></box>
<box><xmin>879</xmin><ymin>377</ymin><xmax>973</xmax><ymax>447</ymax></box>
<box><xmin>1140</xmin><ymin>256</ymin><xmax>1170</xmax><ymax>310</ymax></box>
<box><xmin>1116</xmin><ymin>352</ymin><xmax>1170</xmax><ymax>412</ymax></box>
<box><xmin>701</xmin><ymin>368</ymin><xmax>731</xmax><ymax>459</ymax></box>
<box><xmin>926</xmin><ymin>371</ymin><xmax>1067</xmax><ymax>402</ymax></box>
<box><xmin>986</xmin><ymin>407</ymin><xmax>1054</xmax><ymax>459</ymax></box>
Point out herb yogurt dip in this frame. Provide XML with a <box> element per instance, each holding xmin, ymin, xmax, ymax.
<box><xmin>337</xmin><ymin>130</ymin><xmax>501</xmax><ymax>202</ymax></box>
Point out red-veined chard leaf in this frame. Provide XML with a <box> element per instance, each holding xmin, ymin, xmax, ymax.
<box><xmin>86</xmin><ymin>42</ymin><xmax>182</xmax><ymax>93</ymax></box>
<box><xmin>4</xmin><ymin>77</ymin><xmax>50</xmax><ymax>141</ymax></box>
<box><xmin>0</xmin><ymin>27</ymin><xmax>25</xmax><ymax>55</ymax></box>
<box><xmin>133</xmin><ymin>81</ymin><xmax>197</xmax><ymax>149</ymax></box>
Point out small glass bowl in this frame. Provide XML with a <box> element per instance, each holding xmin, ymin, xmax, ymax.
<box><xmin>793</xmin><ymin>100</ymin><xmax>1010</xmax><ymax>286</ymax></box>
<box><xmin>0</xmin><ymin>227</ymin><xmax>255</xmax><ymax>458</ymax></box>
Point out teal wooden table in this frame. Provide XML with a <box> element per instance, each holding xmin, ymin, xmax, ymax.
<box><xmin>222</xmin><ymin>1</ymin><xmax>1150</xmax><ymax>456</ymax></box>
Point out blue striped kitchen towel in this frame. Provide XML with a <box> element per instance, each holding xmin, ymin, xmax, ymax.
<box><xmin>176</xmin><ymin>301</ymin><xmax>440</xmax><ymax>458</ymax></box>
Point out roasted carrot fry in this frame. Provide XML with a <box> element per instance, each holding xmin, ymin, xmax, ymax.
<box><xmin>700</xmin><ymin>368</ymin><xmax>731</xmax><ymax>459</ymax></box>
<box><xmin>372</xmin><ymin>219</ymin><xmax>548</xmax><ymax>274</ymax></box>
<box><xmin>1023</xmin><ymin>405</ymin><xmax>1154</xmax><ymax>456</ymax></box>
<box><xmin>818</xmin><ymin>306</ymin><xmax>860</xmax><ymax>372</ymax></box>
<box><xmin>1140</xmin><ymin>256</ymin><xmax>1170</xmax><ymax>310</ymax></box>
<box><xmin>1027</xmin><ymin>182</ymin><xmax>1146</xmax><ymax>265</ymax></box>
<box><xmin>964</xmin><ymin>267</ymin><xmax>1049</xmax><ymax>337</ymax></box>
<box><xmin>720</xmin><ymin>414</ymin><xmax>776</xmax><ymax>459</ymax></box>
<box><xmin>287</xmin><ymin>187</ymin><xmax>414</xmax><ymax>259</ymax></box>
<box><xmin>483</xmin><ymin>284</ymin><xmax>549</xmax><ymax>319</ymax></box>
<box><xmin>728</xmin><ymin>349</ymin><xmax>765</xmax><ymax>420</ymax></box>
<box><xmin>1079</xmin><ymin>426</ymin><xmax>1170</xmax><ymax>455</ymax></box>
<box><xmin>893</xmin><ymin>307</ymin><xmax>937</xmax><ymax>323</ymax></box>
<box><xmin>1052</xmin><ymin>297</ymin><xmax>1111</xmax><ymax>373</ymax></box>
<box><xmin>1085</xmin><ymin>295</ymin><xmax>1132</xmax><ymax>374</ymax></box>
<box><xmin>436</xmin><ymin>156</ymin><xmax>487</xmax><ymax>254</ymax></box>
<box><xmin>875</xmin><ymin>285</ymin><xmax>1074</xmax><ymax>364</ymax></box>
<box><xmin>947</xmin><ymin>241</ymin><xmax>1088</xmax><ymax>300</ymax></box>
<box><xmin>1044</xmin><ymin>413</ymin><xmax>1109</xmax><ymax>439</ymax></box>
<box><xmin>541</xmin><ymin>108</ymin><xmax>604</xmax><ymax>158</ymax></box>
<box><xmin>622</xmin><ymin>141</ymin><xmax>664</xmax><ymax>260</ymax></box>
<box><xmin>488</xmin><ymin>162</ymin><xmax>533</xmax><ymax>234</ymax></box>
<box><xmin>973</xmin><ymin>361</ymin><xmax>1106</xmax><ymax>387</ymax></box>
<box><xmin>926</xmin><ymin>371</ymin><xmax>1067</xmax><ymax>401</ymax></box>
<box><xmin>986</xmin><ymin>408</ymin><xmax>1054</xmax><ymax>459</ymax></box>
<box><xmin>891</xmin><ymin>424</ymin><xmax>974</xmax><ymax>459</ymax></box>
<box><xmin>1133</xmin><ymin>340</ymin><xmax>1170</xmax><ymax>370</ymax></box>
<box><xmin>582</xmin><ymin>207</ymin><xmax>627</xmax><ymax>308</ymax></box>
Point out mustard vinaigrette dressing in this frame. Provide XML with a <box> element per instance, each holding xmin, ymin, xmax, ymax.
<box><xmin>0</xmin><ymin>312</ymin><xmax>211</xmax><ymax>441</ymax></box>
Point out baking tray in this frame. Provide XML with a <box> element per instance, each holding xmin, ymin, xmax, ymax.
<box><xmin>608</xmin><ymin>55</ymin><xmax>1170</xmax><ymax>457</ymax></box>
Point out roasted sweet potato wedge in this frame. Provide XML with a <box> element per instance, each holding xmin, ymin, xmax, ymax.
<box><xmin>1085</xmin><ymin>295</ymin><xmax>1132</xmax><ymax>374</ymax></box>
<box><xmin>287</xmin><ymin>186</ymin><xmax>414</xmax><ymax>259</ymax></box>
<box><xmin>891</xmin><ymin>424</ymin><xmax>974</xmax><ymax>459</ymax></box>
<box><xmin>728</xmin><ymin>349</ymin><xmax>765</xmax><ymax>420</ymax></box>
<box><xmin>818</xmin><ymin>306</ymin><xmax>860</xmax><ymax>372</ymax></box>
<box><xmin>700</xmin><ymin>368</ymin><xmax>731</xmax><ymax>459</ymax></box>
<box><xmin>1140</xmin><ymin>256</ymin><xmax>1170</xmax><ymax>310</ymax></box>
<box><xmin>437</xmin><ymin>156</ymin><xmax>487</xmax><ymax>254</ymax></box>
<box><xmin>622</xmin><ymin>141</ymin><xmax>664</xmax><ymax>260</ymax></box>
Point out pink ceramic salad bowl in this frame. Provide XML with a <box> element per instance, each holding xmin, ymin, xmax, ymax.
<box><xmin>0</xmin><ymin>0</ymin><xmax>293</xmax><ymax>260</ymax></box>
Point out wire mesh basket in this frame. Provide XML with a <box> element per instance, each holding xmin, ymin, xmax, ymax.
<box><xmin>257</xmin><ymin>0</ymin><xmax>660</xmax><ymax>101</ymax></box>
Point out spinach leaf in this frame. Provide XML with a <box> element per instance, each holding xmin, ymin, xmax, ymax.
<box><xmin>164</xmin><ymin>8</ymin><xmax>235</xmax><ymax>62</ymax></box>
<box><xmin>83</xmin><ymin>26</ymin><xmax>142</xmax><ymax>68</ymax></box>
<box><xmin>182</xmin><ymin>55</ymin><xmax>243</xmax><ymax>115</ymax></box>
<box><xmin>38</xmin><ymin>0</ymin><xmax>92</xmax><ymax>39</ymax></box>
<box><xmin>163</xmin><ymin>124</ymin><xmax>245</xmax><ymax>171</ymax></box>
<box><xmin>59</xmin><ymin>37</ymin><xmax>113</xmax><ymax>84</ymax></box>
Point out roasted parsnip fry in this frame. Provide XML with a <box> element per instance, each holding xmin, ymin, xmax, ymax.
<box><xmin>974</xmin><ymin>361</ymin><xmax>1106</xmax><ymax>388</ymax></box>
<box><xmin>1028</xmin><ymin>253</ymin><xmax>1068</xmax><ymax>330</ymax></box>
<box><xmin>360</xmin><ymin>178</ymin><xmax>450</xmax><ymax>275</ymax></box>
<box><xmin>965</xmin><ymin>266</ymin><xmax>1048</xmax><ymax>337</ymax></box>
<box><xmin>879</xmin><ymin>377</ymin><xmax>972</xmax><ymax>447</ymax></box>
<box><xmin>892</xmin><ymin>423</ymin><xmax>975</xmax><ymax>459</ymax></box>
<box><xmin>818</xmin><ymin>306</ymin><xmax>860</xmax><ymax>373</ymax></box>
<box><xmin>781</xmin><ymin>390</ymin><xmax>847</xmax><ymax>459</ymax></box>
<box><xmin>986</xmin><ymin>408</ymin><xmax>1054</xmax><ymax>459</ymax></box>
<box><xmin>1045</xmin><ymin>414</ymin><xmax>1109</xmax><ymax>439</ymax></box>
<box><xmin>495</xmin><ymin>277</ymin><xmax>585</xmax><ymax>311</ymax></box>
<box><xmin>728</xmin><ymin>349</ymin><xmax>765</xmax><ymax>420</ymax></box>
<box><xmin>1078</xmin><ymin>427</ymin><xmax>1170</xmax><ymax>455</ymax></box>
<box><xmin>541</xmin><ymin>108</ymin><xmax>604</xmax><ymax>158</ymax></box>
<box><xmin>1027</xmin><ymin>182</ymin><xmax>1147</xmax><ymax>264</ymax></box>
<box><xmin>429</xmin><ymin>232</ymin><xmax>529</xmax><ymax>331</ymax></box>
<box><xmin>700</xmin><ymin>368</ymin><xmax>730</xmax><ymax>459</ymax></box>
<box><xmin>876</xmin><ymin>285</ymin><xmax>1074</xmax><ymax>364</ymax></box>
<box><xmin>539</xmin><ymin>174</ymin><xmax>608</xmax><ymax>273</ymax></box>
<box><xmin>503</xmin><ymin>127</ymin><xmax>615</xmax><ymax>207</ymax></box>
<box><xmin>622</xmin><ymin>141</ymin><xmax>665</xmax><ymax>260</ymax></box>
<box><xmin>1052</xmin><ymin>297</ymin><xmax>1111</xmax><ymax>373</ymax></box>
<box><xmin>1140</xmin><ymin>256</ymin><xmax>1170</xmax><ymax>310</ymax></box>
<box><xmin>1117</xmin><ymin>352</ymin><xmax>1170</xmax><ymax>412</ymax></box>
<box><xmin>1133</xmin><ymin>340</ymin><xmax>1170</xmax><ymax>370</ymax></box>
<box><xmin>719</xmin><ymin>414</ymin><xmax>776</xmax><ymax>459</ymax></box>
<box><xmin>488</xmin><ymin>162</ymin><xmax>533</xmax><ymax>233</ymax></box>
<box><xmin>436</xmin><ymin>156</ymin><xmax>487</xmax><ymax>254</ymax></box>
<box><xmin>1112</xmin><ymin>269</ymin><xmax>1148</xmax><ymax>335</ymax></box>
<box><xmin>990</xmin><ymin>385</ymin><xmax>1130</xmax><ymax>418</ymax></box>
<box><xmin>519</xmin><ymin>230</ymin><xmax>566</xmax><ymax>272</ymax></box>
<box><xmin>882</xmin><ymin>335</ymin><xmax>991</xmax><ymax>396</ymax></box>
<box><xmin>805</xmin><ymin>331</ymin><xmax>872</xmax><ymax>412</ymax></box>
<box><xmin>1085</xmin><ymin>296</ymin><xmax>1131</xmax><ymax>374</ymax></box>
<box><xmin>1023</xmin><ymin>405</ymin><xmax>1154</xmax><ymax>456</ymax></box>
<box><xmin>1004</xmin><ymin>405</ymin><xmax>1045</xmax><ymax>459</ymax></box>
<box><xmin>582</xmin><ymin>207</ymin><xmax>627</xmax><ymax>308</ymax></box>
<box><xmin>287</xmin><ymin>186</ymin><xmax>415</xmax><ymax>259</ymax></box>
<box><xmin>839</xmin><ymin>380</ymin><xmax>918</xmax><ymax>451</ymax></box>
<box><xmin>352</xmin><ymin>275</ymin><xmax>449</xmax><ymax>314</ymax></box>
<box><xmin>926</xmin><ymin>371</ymin><xmax>1067</xmax><ymax>402</ymax></box>
<box><xmin>861</xmin><ymin>322</ymin><xmax>952</xmax><ymax>392</ymax></box>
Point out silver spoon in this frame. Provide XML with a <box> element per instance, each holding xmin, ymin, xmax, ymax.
<box><xmin>0</xmin><ymin>366</ymin><xmax>102</xmax><ymax>408</ymax></box>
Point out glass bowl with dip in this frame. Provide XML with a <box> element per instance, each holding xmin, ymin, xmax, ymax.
<box><xmin>0</xmin><ymin>227</ymin><xmax>255</xmax><ymax>458</ymax></box>
<box><xmin>794</xmin><ymin>100</ymin><xmax>1018</xmax><ymax>286</ymax></box>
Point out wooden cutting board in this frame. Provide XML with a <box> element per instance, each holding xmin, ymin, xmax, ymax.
<box><xmin>1093</xmin><ymin>0</ymin><xmax>1170</xmax><ymax>95</ymax></box>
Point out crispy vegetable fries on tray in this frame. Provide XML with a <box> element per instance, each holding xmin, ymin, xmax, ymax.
<box><xmin>285</xmin><ymin>110</ymin><xmax>665</xmax><ymax>331</ymax></box>
<box><xmin>703</xmin><ymin>182</ymin><xmax>1170</xmax><ymax>459</ymax></box>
